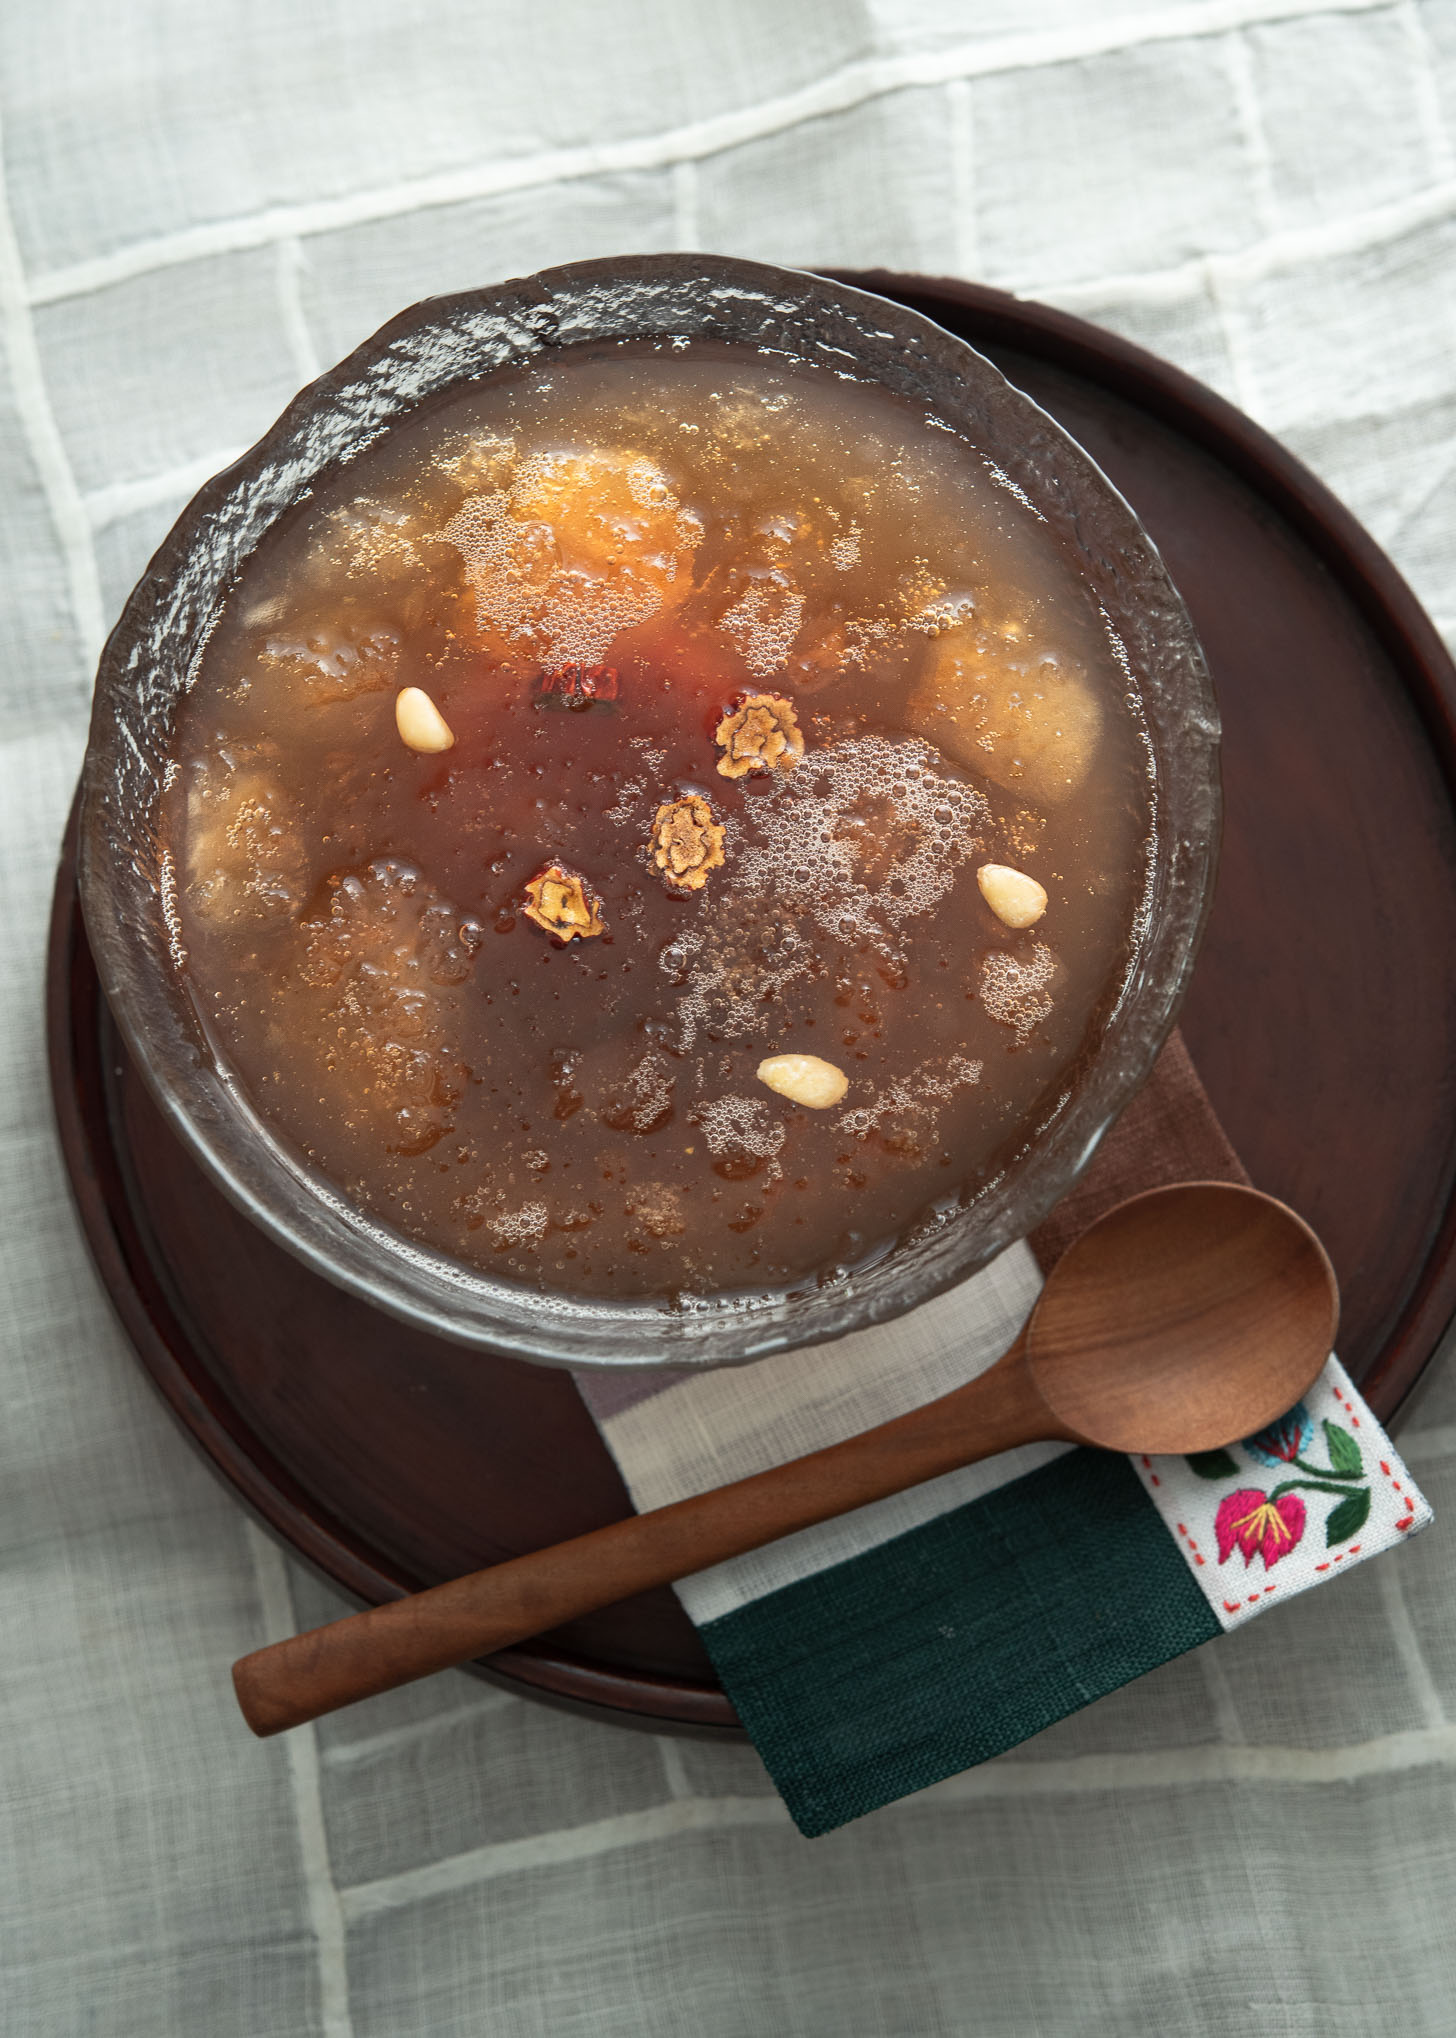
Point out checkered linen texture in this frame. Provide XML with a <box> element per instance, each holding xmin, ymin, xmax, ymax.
<box><xmin>6</xmin><ymin>3</ymin><xmax>1456</xmax><ymax>2031</ymax></box>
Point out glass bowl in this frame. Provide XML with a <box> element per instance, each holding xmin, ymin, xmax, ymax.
<box><xmin>78</xmin><ymin>253</ymin><xmax>1220</xmax><ymax>1370</ymax></box>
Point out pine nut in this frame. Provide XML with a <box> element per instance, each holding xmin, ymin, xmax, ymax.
<box><xmin>395</xmin><ymin>686</ymin><xmax>455</xmax><ymax>753</ymax></box>
<box><xmin>977</xmin><ymin>862</ymin><xmax>1048</xmax><ymax>929</ymax></box>
<box><xmin>757</xmin><ymin>1053</ymin><xmax>849</xmax><ymax>1110</ymax></box>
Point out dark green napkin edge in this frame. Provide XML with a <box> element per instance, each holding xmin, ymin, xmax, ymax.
<box><xmin>699</xmin><ymin>1449</ymin><xmax>1219</xmax><ymax>1836</ymax></box>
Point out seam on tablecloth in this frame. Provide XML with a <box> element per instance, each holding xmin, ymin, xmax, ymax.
<box><xmin>245</xmin><ymin>1524</ymin><xmax>355</xmax><ymax>2038</ymax></box>
<box><xmin>0</xmin><ymin>113</ymin><xmax>104</xmax><ymax>666</ymax></box>
<box><xmin>23</xmin><ymin>0</ymin><xmax>1397</xmax><ymax>307</ymax></box>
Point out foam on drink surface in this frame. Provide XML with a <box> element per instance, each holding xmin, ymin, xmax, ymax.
<box><xmin>731</xmin><ymin>733</ymin><xmax>990</xmax><ymax>939</ymax></box>
<box><xmin>165</xmin><ymin>342</ymin><xmax>1152</xmax><ymax>1301</ymax></box>
<box><xmin>443</xmin><ymin>449</ymin><xmax>702</xmax><ymax>668</ymax></box>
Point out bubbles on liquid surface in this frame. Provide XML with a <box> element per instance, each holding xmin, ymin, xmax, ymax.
<box><xmin>732</xmin><ymin>733</ymin><xmax>990</xmax><ymax>944</ymax></box>
<box><xmin>828</xmin><ymin>527</ymin><xmax>861</xmax><ymax>571</ymax></box>
<box><xmin>692</xmin><ymin>1094</ymin><xmax>787</xmax><ymax>1176</ymax></box>
<box><xmin>656</xmin><ymin>736</ymin><xmax>991</xmax><ymax>1057</ymax></box>
<box><xmin>311</xmin><ymin>496</ymin><xmax>431</xmax><ymax>583</ymax></box>
<box><xmin>978</xmin><ymin>943</ymin><xmax>1059</xmax><ymax>1043</ymax></box>
<box><xmin>718</xmin><ymin>575</ymin><xmax>806</xmax><ymax>677</ymax></box>
<box><xmin>600</xmin><ymin>1050</ymin><xmax>676</xmax><ymax>1134</ymax></box>
<box><xmin>490</xmin><ymin>1201</ymin><xmax>550</xmax><ymax>1248</ymax></box>
<box><xmin>838</xmin><ymin>1053</ymin><xmax>983</xmax><ymax>1141</ymax></box>
<box><xmin>443</xmin><ymin>447</ymin><xmax>702</xmax><ymax>667</ymax></box>
<box><xmin>656</xmin><ymin>903</ymin><xmax>815</xmax><ymax>1053</ymax></box>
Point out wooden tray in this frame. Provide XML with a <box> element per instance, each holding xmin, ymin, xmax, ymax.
<box><xmin>48</xmin><ymin>274</ymin><xmax>1456</xmax><ymax>1737</ymax></box>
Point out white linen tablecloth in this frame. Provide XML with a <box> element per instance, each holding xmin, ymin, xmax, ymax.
<box><xmin>6</xmin><ymin>3</ymin><xmax>1456</xmax><ymax>2030</ymax></box>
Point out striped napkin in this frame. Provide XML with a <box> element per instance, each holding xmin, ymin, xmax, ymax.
<box><xmin>574</xmin><ymin>1034</ymin><xmax>1432</xmax><ymax>1836</ymax></box>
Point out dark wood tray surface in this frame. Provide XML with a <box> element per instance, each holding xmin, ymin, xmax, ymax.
<box><xmin>48</xmin><ymin>274</ymin><xmax>1456</xmax><ymax>1737</ymax></box>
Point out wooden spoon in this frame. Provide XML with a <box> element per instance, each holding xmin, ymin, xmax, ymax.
<box><xmin>233</xmin><ymin>1181</ymin><xmax>1337</xmax><ymax>1737</ymax></box>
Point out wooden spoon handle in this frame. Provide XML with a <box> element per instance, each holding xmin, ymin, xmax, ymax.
<box><xmin>233</xmin><ymin>1333</ymin><xmax>1054</xmax><ymax>1736</ymax></box>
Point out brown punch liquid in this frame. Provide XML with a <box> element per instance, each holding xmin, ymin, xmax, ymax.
<box><xmin>165</xmin><ymin>343</ymin><xmax>1153</xmax><ymax>1303</ymax></box>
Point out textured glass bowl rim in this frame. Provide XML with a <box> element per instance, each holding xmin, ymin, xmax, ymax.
<box><xmin>77</xmin><ymin>253</ymin><xmax>1220</xmax><ymax>1371</ymax></box>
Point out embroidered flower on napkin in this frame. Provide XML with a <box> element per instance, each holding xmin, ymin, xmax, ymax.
<box><xmin>1132</xmin><ymin>1357</ymin><xmax>1430</xmax><ymax>1626</ymax></box>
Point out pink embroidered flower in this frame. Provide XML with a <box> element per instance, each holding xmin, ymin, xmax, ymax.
<box><xmin>1215</xmin><ymin>1488</ymin><xmax>1307</xmax><ymax>1570</ymax></box>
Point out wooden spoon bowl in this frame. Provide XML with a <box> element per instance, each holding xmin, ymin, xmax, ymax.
<box><xmin>233</xmin><ymin>1181</ymin><xmax>1338</xmax><ymax>1737</ymax></box>
<box><xmin>1029</xmin><ymin>1181</ymin><xmax>1339</xmax><ymax>1453</ymax></box>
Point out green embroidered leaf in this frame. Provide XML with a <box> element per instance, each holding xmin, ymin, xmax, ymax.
<box><xmin>1186</xmin><ymin>1449</ymin><xmax>1240</xmax><ymax>1481</ymax></box>
<box><xmin>1322</xmin><ymin>1419</ymin><xmax>1363</xmax><ymax>1477</ymax></box>
<box><xmin>1325</xmin><ymin>1487</ymin><xmax>1371</xmax><ymax>1546</ymax></box>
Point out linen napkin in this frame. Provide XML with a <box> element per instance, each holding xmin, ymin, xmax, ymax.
<box><xmin>573</xmin><ymin>1033</ymin><xmax>1431</xmax><ymax>1836</ymax></box>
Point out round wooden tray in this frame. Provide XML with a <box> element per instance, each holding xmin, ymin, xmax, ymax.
<box><xmin>48</xmin><ymin>274</ymin><xmax>1456</xmax><ymax>1738</ymax></box>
